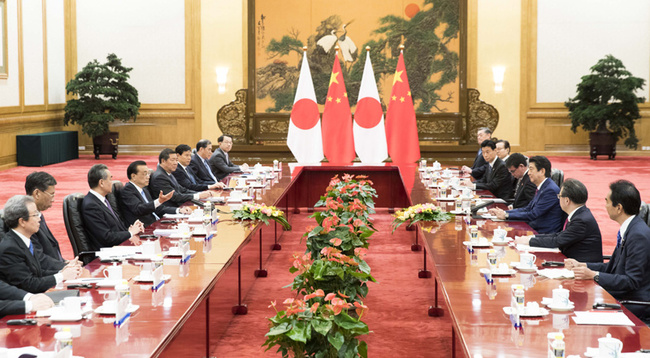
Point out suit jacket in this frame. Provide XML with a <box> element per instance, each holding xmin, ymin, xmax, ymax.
<box><xmin>0</xmin><ymin>230</ymin><xmax>58</xmax><ymax>293</ymax></box>
<box><xmin>0</xmin><ymin>280</ymin><xmax>28</xmax><ymax>317</ymax></box>
<box><xmin>150</xmin><ymin>165</ymin><xmax>195</xmax><ymax>206</ymax></box>
<box><xmin>30</xmin><ymin>215</ymin><xmax>66</xmax><ymax>268</ymax></box>
<box><xmin>511</xmin><ymin>172</ymin><xmax>537</xmax><ymax>209</ymax></box>
<box><xmin>120</xmin><ymin>182</ymin><xmax>177</xmax><ymax>227</ymax></box>
<box><xmin>475</xmin><ymin>158</ymin><xmax>512</xmax><ymax>200</ymax></box>
<box><xmin>173</xmin><ymin>164</ymin><xmax>209</xmax><ymax>192</ymax></box>
<box><xmin>587</xmin><ymin>216</ymin><xmax>650</xmax><ymax>321</ymax></box>
<box><xmin>189</xmin><ymin>153</ymin><xmax>217</xmax><ymax>185</ymax></box>
<box><xmin>209</xmin><ymin>148</ymin><xmax>241</xmax><ymax>180</ymax></box>
<box><xmin>470</xmin><ymin>149</ymin><xmax>488</xmax><ymax>180</ymax></box>
<box><xmin>507</xmin><ymin>178</ymin><xmax>564</xmax><ymax>234</ymax></box>
<box><xmin>530</xmin><ymin>206</ymin><xmax>603</xmax><ymax>262</ymax></box>
<box><xmin>81</xmin><ymin>192</ymin><xmax>131</xmax><ymax>250</ymax></box>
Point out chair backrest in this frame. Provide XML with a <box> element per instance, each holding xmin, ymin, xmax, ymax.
<box><xmin>639</xmin><ymin>201</ymin><xmax>650</xmax><ymax>227</ymax></box>
<box><xmin>0</xmin><ymin>209</ymin><xmax>6</xmax><ymax>241</ymax></box>
<box><xmin>551</xmin><ymin>168</ymin><xmax>564</xmax><ymax>188</ymax></box>
<box><xmin>108</xmin><ymin>181</ymin><xmax>126</xmax><ymax>226</ymax></box>
<box><xmin>63</xmin><ymin>193</ymin><xmax>95</xmax><ymax>265</ymax></box>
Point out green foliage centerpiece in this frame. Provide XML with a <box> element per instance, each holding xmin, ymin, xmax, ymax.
<box><xmin>263</xmin><ymin>174</ymin><xmax>376</xmax><ymax>358</ymax></box>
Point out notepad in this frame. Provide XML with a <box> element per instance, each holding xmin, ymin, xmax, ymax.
<box><xmin>572</xmin><ymin>311</ymin><xmax>635</xmax><ymax>326</ymax></box>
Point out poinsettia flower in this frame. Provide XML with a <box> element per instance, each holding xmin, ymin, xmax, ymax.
<box><xmin>354</xmin><ymin>301</ymin><xmax>369</xmax><ymax>317</ymax></box>
<box><xmin>329</xmin><ymin>237</ymin><xmax>342</xmax><ymax>246</ymax></box>
<box><xmin>283</xmin><ymin>298</ymin><xmax>294</xmax><ymax>305</ymax></box>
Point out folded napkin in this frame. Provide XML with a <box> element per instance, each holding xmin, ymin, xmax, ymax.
<box><xmin>537</xmin><ymin>268</ymin><xmax>575</xmax><ymax>279</ymax></box>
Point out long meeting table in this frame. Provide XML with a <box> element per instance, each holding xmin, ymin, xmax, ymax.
<box><xmin>0</xmin><ymin>164</ymin><xmax>648</xmax><ymax>357</ymax></box>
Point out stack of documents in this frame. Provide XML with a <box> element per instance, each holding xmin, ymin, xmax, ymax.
<box><xmin>572</xmin><ymin>311</ymin><xmax>635</xmax><ymax>326</ymax></box>
<box><xmin>515</xmin><ymin>244</ymin><xmax>561</xmax><ymax>253</ymax></box>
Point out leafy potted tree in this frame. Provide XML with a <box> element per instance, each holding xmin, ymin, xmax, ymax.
<box><xmin>64</xmin><ymin>53</ymin><xmax>140</xmax><ymax>159</ymax></box>
<box><xmin>565</xmin><ymin>54</ymin><xmax>646</xmax><ymax>160</ymax></box>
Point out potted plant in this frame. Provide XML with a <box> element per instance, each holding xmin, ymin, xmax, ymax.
<box><xmin>64</xmin><ymin>53</ymin><xmax>140</xmax><ymax>159</ymax></box>
<box><xmin>564</xmin><ymin>54</ymin><xmax>646</xmax><ymax>160</ymax></box>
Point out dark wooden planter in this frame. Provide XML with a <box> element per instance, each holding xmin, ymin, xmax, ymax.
<box><xmin>93</xmin><ymin>131</ymin><xmax>119</xmax><ymax>159</ymax></box>
<box><xmin>589</xmin><ymin>130</ymin><xmax>616</xmax><ymax>160</ymax></box>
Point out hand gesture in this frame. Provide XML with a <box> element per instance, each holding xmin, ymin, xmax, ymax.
<box><xmin>29</xmin><ymin>294</ymin><xmax>54</xmax><ymax>312</ymax></box>
<box><xmin>159</xmin><ymin>190</ymin><xmax>174</xmax><ymax>204</ymax></box>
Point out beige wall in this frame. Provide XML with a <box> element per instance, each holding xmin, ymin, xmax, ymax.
<box><xmin>199</xmin><ymin>0</ymin><xmax>246</xmax><ymax>143</ymax></box>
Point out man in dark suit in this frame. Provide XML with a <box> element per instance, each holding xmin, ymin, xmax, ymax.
<box><xmin>461</xmin><ymin>127</ymin><xmax>492</xmax><ymax>180</ymax></box>
<box><xmin>150</xmin><ymin>149</ymin><xmax>212</xmax><ymax>208</ymax></box>
<box><xmin>0</xmin><ymin>195</ymin><xmax>81</xmax><ymax>293</ymax></box>
<box><xmin>173</xmin><ymin>144</ymin><xmax>225</xmax><ymax>192</ymax></box>
<box><xmin>515</xmin><ymin>179</ymin><xmax>603</xmax><ymax>262</ymax></box>
<box><xmin>82</xmin><ymin>164</ymin><xmax>143</xmax><ymax>250</ymax></box>
<box><xmin>189</xmin><ymin>139</ymin><xmax>221</xmax><ymax>185</ymax></box>
<box><xmin>208</xmin><ymin>135</ymin><xmax>249</xmax><ymax>181</ymax></box>
<box><xmin>121</xmin><ymin>160</ymin><xmax>181</xmax><ymax>227</ymax></box>
<box><xmin>489</xmin><ymin>156</ymin><xmax>564</xmax><ymax>234</ymax></box>
<box><xmin>0</xmin><ymin>280</ymin><xmax>54</xmax><ymax>317</ymax></box>
<box><xmin>473</xmin><ymin>140</ymin><xmax>512</xmax><ymax>200</ymax></box>
<box><xmin>566</xmin><ymin>180</ymin><xmax>650</xmax><ymax>323</ymax></box>
<box><xmin>24</xmin><ymin>172</ymin><xmax>65</xmax><ymax>267</ymax></box>
<box><xmin>505</xmin><ymin>153</ymin><xmax>536</xmax><ymax>209</ymax></box>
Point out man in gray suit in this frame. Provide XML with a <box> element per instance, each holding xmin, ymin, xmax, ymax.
<box><xmin>208</xmin><ymin>135</ymin><xmax>249</xmax><ymax>181</ymax></box>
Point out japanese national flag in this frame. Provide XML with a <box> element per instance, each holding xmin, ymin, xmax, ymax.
<box><xmin>287</xmin><ymin>51</ymin><xmax>323</xmax><ymax>164</ymax></box>
<box><xmin>353</xmin><ymin>50</ymin><xmax>388</xmax><ymax>163</ymax></box>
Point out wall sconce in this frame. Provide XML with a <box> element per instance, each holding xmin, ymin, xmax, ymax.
<box><xmin>216</xmin><ymin>67</ymin><xmax>229</xmax><ymax>94</ymax></box>
<box><xmin>492</xmin><ymin>66</ymin><xmax>505</xmax><ymax>93</ymax></box>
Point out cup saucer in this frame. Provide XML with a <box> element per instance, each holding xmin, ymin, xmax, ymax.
<box><xmin>514</xmin><ymin>263</ymin><xmax>537</xmax><ymax>272</ymax></box>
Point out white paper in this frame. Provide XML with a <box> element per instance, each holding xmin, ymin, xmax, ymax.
<box><xmin>537</xmin><ymin>268</ymin><xmax>575</xmax><ymax>279</ymax></box>
<box><xmin>516</xmin><ymin>244</ymin><xmax>561</xmax><ymax>253</ymax></box>
<box><xmin>572</xmin><ymin>311</ymin><xmax>635</xmax><ymax>326</ymax></box>
<box><xmin>163</xmin><ymin>213</ymin><xmax>189</xmax><ymax>219</ymax></box>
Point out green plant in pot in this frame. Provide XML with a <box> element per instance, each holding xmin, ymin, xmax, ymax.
<box><xmin>564</xmin><ymin>54</ymin><xmax>646</xmax><ymax>159</ymax></box>
<box><xmin>64</xmin><ymin>53</ymin><xmax>140</xmax><ymax>159</ymax></box>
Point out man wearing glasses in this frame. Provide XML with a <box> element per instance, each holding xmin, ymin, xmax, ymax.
<box><xmin>514</xmin><ymin>178</ymin><xmax>603</xmax><ymax>262</ymax></box>
<box><xmin>0</xmin><ymin>196</ymin><xmax>81</xmax><ymax>293</ymax></box>
<box><xmin>505</xmin><ymin>153</ymin><xmax>536</xmax><ymax>209</ymax></box>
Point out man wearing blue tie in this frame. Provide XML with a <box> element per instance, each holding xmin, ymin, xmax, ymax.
<box><xmin>0</xmin><ymin>195</ymin><xmax>81</xmax><ymax>293</ymax></box>
<box><xmin>566</xmin><ymin>180</ymin><xmax>650</xmax><ymax>323</ymax></box>
<box><xmin>189</xmin><ymin>139</ymin><xmax>220</xmax><ymax>185</ymax></box>
<box><xmin>489</xmin><ymin>156</ymin><xmax>564</xmax><ymax>234</ymax></box>
<box><xmin>121</xmin><ymin>160</ymin><xmax>181</xmax><ymax>227</ymax></box>
<box><xmin>173</xmin><ymin>144</ymin><xmax>225</xmax><ymax>192</ymax></box>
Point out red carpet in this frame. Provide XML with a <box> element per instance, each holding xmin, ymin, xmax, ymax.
<box><xmin>212</xmin><ymin>213</ymin><xmax>452</xmax><ymax>357</ymax></box>
<box><xmin>548</xmin><ymin>156</ymin><xmax>650</xmax><ymax>255</ymax></box>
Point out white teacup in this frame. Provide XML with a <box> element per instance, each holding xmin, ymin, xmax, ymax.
<box><xmin>493</xmin><ymin>227</ymin><xmax>507</xmax><ymax>241</ymax></box>
<box><xmin>62</xmin><ymin>296</ymin><xmax>82</xmax><ymax>315</ymax></box>
<box><xmin>519</xmin><ymin>252</ymin><xmax>537</xmax><ymax>268</ymax></box>
<box><xmin>103</xmin><ymin>264</ymin><xmax>122</xmax><ymax>281</ymax></box>
<box><xmin>141</xmin><ymin>240</ymin><xmax>161</xmax><ymax>256</ymax></box>
<box><xmin>552</xmin><ymin>285</ymin><xmax>570</xmax><ymax>307</ymax></box>
<box><xmin>598</xmin><ymin>333</ymin><xmax>623</xmax><ymax>358</ymax></box>
<box><xmin>177</xmin><ymin>223</ymin><xmax>190</xmax><ymax>234</ymax></box>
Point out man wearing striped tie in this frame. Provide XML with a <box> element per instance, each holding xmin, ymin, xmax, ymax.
<box><xmin>566</xmin><ymin>180</ymin><xmax>650</xmax><ymax>324</ymax></box>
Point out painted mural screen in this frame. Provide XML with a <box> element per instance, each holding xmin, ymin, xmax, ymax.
<box><xmin>253</xmin><ymin>0</ymin><xmax>460</xmax><ymax>115</ymax></box>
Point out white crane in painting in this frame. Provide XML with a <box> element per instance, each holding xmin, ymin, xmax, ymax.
<box><xmin>337</xmin><ymin>23</ymin><xmax>357</xmax><ymax>62</ymax></box>
<box><xmin>317</xmin><ymin>30</ymin><xmax>338</xmax><ymax>53</ymax></box>
<box><xmin>316</xmin><ymin>21</ymin><xmax>357</xmax><ymax>62</ymax></box>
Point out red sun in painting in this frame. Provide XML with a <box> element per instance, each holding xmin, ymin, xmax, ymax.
<box><xmin>405</xmin><ymin>3</ymin><xmax>420</xmax><ymax>19</ymax></box>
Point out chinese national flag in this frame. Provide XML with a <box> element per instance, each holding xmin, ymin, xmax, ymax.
<box><xmin>321</xmin><ymin>53</ymin><xmax>355</xmax><ymax>164</ymax></box>
<box><xmin>385</xmin><ymin>51</ymin><xmax>420</xmax><ymax>164</ymax></box>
